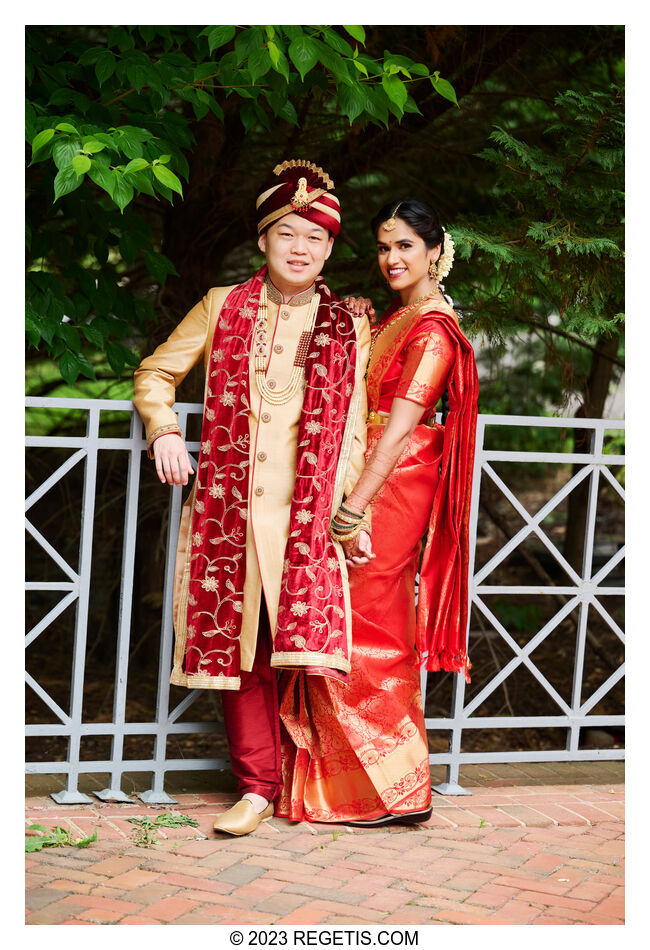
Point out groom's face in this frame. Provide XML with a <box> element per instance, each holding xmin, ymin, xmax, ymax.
<box><xmin>259</xmin><ymin>213</ymin><xmax>333</xmax><ymax>290</ymax></box>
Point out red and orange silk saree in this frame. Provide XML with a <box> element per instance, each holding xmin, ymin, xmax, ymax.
<box><xmin>277</xmin><ymin>298</ymin><xmax>478</xmax><ymax>822</ymax></box>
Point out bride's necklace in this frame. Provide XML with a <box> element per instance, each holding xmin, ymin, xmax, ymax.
<box><xmin>254</xmin><ymin>282</ymin><xmax>320</xmax><ymax>405</ymax></box>
<box><xmin>367</xmin><ymin>292</ymin><xmax>442</xmax><ymax>369</ymax></box>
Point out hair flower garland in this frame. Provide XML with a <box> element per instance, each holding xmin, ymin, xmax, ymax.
<box><xmin>437</xmin><ymin>231</ymin><xmax>455</xmax><ymax>282</ymax></box>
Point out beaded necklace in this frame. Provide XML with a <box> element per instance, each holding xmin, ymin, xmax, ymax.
<box><xmin>366</xmin><ymin>292</ymin><xmax>443</xmax><ymax>374</ymax></box>
<box><xmin>254</xmin><ymin>282</ymin><xmax>320</xmax><ymax>405</ymax></box>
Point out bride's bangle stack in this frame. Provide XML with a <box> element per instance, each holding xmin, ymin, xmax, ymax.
<box><xmin>329</xmin><ymin>502</ymin><xmax>372</xmax><ymax>542</ymax></box>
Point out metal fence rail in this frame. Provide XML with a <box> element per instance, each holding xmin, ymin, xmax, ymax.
<box><xmin>26</xmin><ymin>398</ymin><xmax>624</xmax><ymax>803</ymax></box>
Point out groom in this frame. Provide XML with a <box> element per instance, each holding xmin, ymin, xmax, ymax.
<box><xmin>133</xmin><ymin>159</ymin><xmax>371</xmax><ymax>834</ymax></box>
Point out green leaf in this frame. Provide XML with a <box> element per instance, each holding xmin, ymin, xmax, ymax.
<box><xmin>124</xmin><ymin>168</ymin><xmax>157</xmax><ymax>198</ymax></box>
<box><xmin>277</xmin><ymin>99</ymin><xmax>298</xmax><ymax>125</ymax></box>
<box><xmin>343</xmin><ymin>26</ymin><xmax>366</xmax><ymax>44</ymax></box>
<box><xmin>322</xmin><ymin>29</ymin><xmax>354</xmax><ymax>57</ymax></box>
<box><xmin>95</xmin><ymin>49</ymin><xmax>116</xmax><ymax>86</ymax></box>
<box><xmin>116</xmin><ymin>128</ymin><xmax>145</xmax><ymax>160</ymax></box>
<box><xmin>106</xmin><ymin>341</ymin><xmax>140</xmax><ymax>374</ymax></box>
<box><xmin>74</xmin><ymin>828</ymin><xmax>98</xmax><ymax>847</ymax></box>
<box><xmin>81</xmin><ymin>323</ymin><xmax>105</xmax><ymax>347</ymax></box>
<box><xmin>201</xmin><ymin>25</ymin><xmax>236</xmax><ymax>54</ymax></box>
<box><xmin>52</xmin><ymin>137</ymin><xmax>79</xmax><ymax>170</ymax></box>
<box><xmin>382</xmin><ymin>73</ymin><xmax>408</xmax><ymax>111</ymax></box>
<box><xmin>53</xmin><ymin>166</ymin><xmax>82</xmax><ymax>202</ymax></box>
<box><xmin>55</xmin><ymin>121</ymin><xmax>80</xmax><ymax>135</ymax></box>
<box><xmin>59</xmin><ymin>349</ymin><xmax>81</xmax><ymax>383</ymax></box>
<box><xmin>404</xmin><ymin>96</ymin><xmax>422</xmax><ymax>115</ymax></box>
<box><xmin>25</xmin><ymin>309</ymin><xmax>41</xmax><ymax>347</ymax></box>
<box><xmin>248</xmin><ymin>46</ymin><xmax>272</xmax><ymax>82</ymax></box>
<box><xmin>431</xmin><ymin>75</ymin><xmax>458</xmax><ymax>106</ymax></box>
<box><xmin>82</xmin><ymin>139</ymin><xmax>106</xmax><ymax>154</ymax></box>
<box><xmin>362</xmin><ymin>86</ymin><xmax>389</xmax><ymax>127</ymax></box>
<box><xmin>88</xmin><ymin>132</ymin><xmax>119</xmax><ymax>153</ymax></box>
<box><xmin>87</xmin><ymin>161</ymin><xmax>115</xmax><ymax>198</ymax></box>
<box><xmin>267</xmin><ymin>44</ymin><xmax>290</xmax><ymax>82</ymax></box>
<box><xmin>288</xmin><ymin>35</ymin><xmax>319</xmax><ymax>81</ymax></box>
<box><xmin>339</xmin><ymin>83</ymin><xmax>367</xmax><ymax>123</ymax></box>
<box><xmin>124</xmin><ymin>158</ymin><xmax>149</xmax><ymax>174</ymax></box>
<box><xmin>111</xmin><ymin>172</ymin><xmax>135</xmax><ymax>213</ymax></box>
<box><xmin>30</xmin><ymin>127</ymin><xmax>55</xmax><ymax>158</ymax></box>
<box><xmin>268</xmin><ymin>40</ymin><xmax>281</xmax><ymax>68</ymax></box>
<box><xmin>72</xmin><ymin>154</ymin><xmax>91</xmax><ymax>175</ymax></box>
<box><xmin>57</xmin><ymin>321</ymin><xmax>81</xmax><ymax>352</ymax></box>
<box><xmin>352</xmin><ymin>59</ymin><xmax>368</xmax><ymax>78</ymax></box>
<box><xmin>383</xmin><ymin>53</ymin><xmax>415</xmax><ymax>72</ymax></box>
<box><xmin>25</xmin><ymin>836</ymin><xmax>47</xmax><ymax>852</ymax></box>
<box><xmin>152</xmin><ymin>164</ymin><xmax>183</xmax><ymax>197</ymax></box>
<box><xmin>119</xmin><ymin>230</ymin><xmax>140</xmax><ymax>265</ymax></box>
<box><xmin>106</xmin><ymin>342</ymin><xmax>125</xmax><ymax>374</ymax></box>
<box><xmin>145</xmin><ymin>249</ymin><xmax>178</xmax><ymax>284</ymax></box>
<box><xmin>234</xmin><ymin>26</ymin><xmax>264</xmax><ymax>64</ymax></box>
<box><xmin>156</xmin><ymin>154</ymin><xmax>171</xmax><ymax>164</ymax></box>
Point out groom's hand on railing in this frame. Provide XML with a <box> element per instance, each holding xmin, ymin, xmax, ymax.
<box><xmin>152</xmin><ymin>433</ymin><xmax>194</xmax><ymax>486</ymax></box>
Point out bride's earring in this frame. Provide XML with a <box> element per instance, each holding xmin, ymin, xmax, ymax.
<box><xmin>428</xmin><ymin>260</ymin><xmax>438</xmax><ymax>281</ymax></box>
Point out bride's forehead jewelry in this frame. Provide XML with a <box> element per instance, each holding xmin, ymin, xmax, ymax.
<box><xmin>382</xmin><ymin>202</ymin><xmax>403</xmax><ymax>231</ymax></box>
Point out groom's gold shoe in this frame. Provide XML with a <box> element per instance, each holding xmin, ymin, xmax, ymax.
<box><xmin>212</xmin><ymin>800</ymin><xmax>274</xmax><ymax>836</ymax></box>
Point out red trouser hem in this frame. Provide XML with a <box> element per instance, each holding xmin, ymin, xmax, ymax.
<box><xmin>220</xmin><ymin>604</ymin><xmax>282</xmax><ymax>803</ymax></box>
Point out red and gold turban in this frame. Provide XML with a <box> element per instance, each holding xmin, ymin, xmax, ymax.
<box><xmin>256</xmin><ymin>159</ymin><xmax>341</xmax><ymax>236</ymax></box>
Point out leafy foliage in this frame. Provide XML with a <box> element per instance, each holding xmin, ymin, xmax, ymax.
<box><xmin>126</xmin><ymin>811</ymin><xmax>199</xmax><ymax>847</ymax></box>
<box><xmin>25</xmin><ymin>823</ymin><xmax>98</xmax><ymax>852</ymax></box>
<box><xmin>451</xmin><ymin>86</ymin><xmax>624</xmax><ymax>352</ymax></box>
<box><xmin>26</xmin><ymin>25</ymin><xmax>456</xmax><ymax>384</ymax></box>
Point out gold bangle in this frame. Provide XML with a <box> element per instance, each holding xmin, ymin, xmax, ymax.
<box><xmin>340</xmin><ymin>502</ymin><xmax>365</xmax><ymax>519</ymax></box>
<box><xmin>334</xmin><ymin>511</ymin><xmax>364</xmax><ymax>527</ymax></box>
<box><xmin>329</xmin><ymin>521</ymin><xmax>363</xmax><ymax>542</ymax></box>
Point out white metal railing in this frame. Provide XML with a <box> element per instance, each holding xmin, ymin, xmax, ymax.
<box><xmin>26</xmin><ymin>398</ymin><xmax>624</xmax><ymax>803</ymax></box>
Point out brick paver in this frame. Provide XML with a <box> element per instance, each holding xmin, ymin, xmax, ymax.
<box><xmin>25</xmin><ymin>762</ymin><xmax>624</xmax><ymax>925</ymax></box>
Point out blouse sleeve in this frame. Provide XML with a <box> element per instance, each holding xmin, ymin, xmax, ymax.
<box><xmin>394</xmin><ymin>323</ymin><xmax>456</xmax><ymax>410</ymax></box>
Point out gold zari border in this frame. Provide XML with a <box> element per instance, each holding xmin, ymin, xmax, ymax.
<box><xmin>270</xmin><ymin>651</ymin><xmax>351</xmax><ymax>673</ymax></box>
<box><xmin>169</xmin><ymin>669</ymin><xmax>242</xmax><ymax>690</ymax></box>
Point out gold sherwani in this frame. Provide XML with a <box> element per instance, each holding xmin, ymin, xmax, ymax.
<box><xmin>133</xmin><ymin>280</ymin><xmax>370</xmax><ymax>679</ymax></box>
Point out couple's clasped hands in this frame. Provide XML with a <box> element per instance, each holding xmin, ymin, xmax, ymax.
<box><xmin>341</xmin><ymin>530</ymin><xmax>374</xmax><ymax>569</ymax></box>
<box><xmin>153</xmin><ymin>434</ymin><xmax>375</xmax><ymax>568</ymax></box>
<box><xmin>343</xmin><ymin>296</ymin><xmax>375</xmax><ymax>321</ymax></box>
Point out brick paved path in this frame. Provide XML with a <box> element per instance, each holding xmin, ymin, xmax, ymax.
<box><xmin>25</xmin><ymin>766</ymin><xmax>624</xmax><ymax>925</ymax></box>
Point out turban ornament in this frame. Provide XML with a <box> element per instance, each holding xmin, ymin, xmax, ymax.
<box><xmin>256</xmin><ymin>159</ymin><xmax>341</xmax><ymax>236</ymax></box>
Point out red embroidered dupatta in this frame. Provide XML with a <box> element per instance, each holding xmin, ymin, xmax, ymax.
<box><xmin>367</xmin><ymin>301</ymin><xmax>479</xmax><ymax>682</ymax></box>
<box><xmin>180</xmin><ymin>267</ymin><xmax>358</xmax><ymax>685</ymax></box>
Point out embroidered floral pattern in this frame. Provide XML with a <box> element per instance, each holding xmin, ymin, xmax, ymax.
<box><xmin>178</xmin><ymin>269</ymin><xmax>358</xmax><ymax>685</ymax></box>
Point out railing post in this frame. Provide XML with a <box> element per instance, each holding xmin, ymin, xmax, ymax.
<box><xmin>139</xmin><ymin>409</ymin><xmax>190</xmax><ymax>804</ymax></box>
<box><xmin>95</xmin><ymin>411</ymin><xmax>143</xmax><ymax>802</ymax></box>
<box><xmin>51</xmin><ymin>407</ymin><xmax>99</xmax><ymax>804</ymax></box>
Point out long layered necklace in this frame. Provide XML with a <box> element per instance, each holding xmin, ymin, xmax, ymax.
<box><xmin>254</xmin><ymin>282</ymin><xmax>321</xmax><ymax>405</ymax></box>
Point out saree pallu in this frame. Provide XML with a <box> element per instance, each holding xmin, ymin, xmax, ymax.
<box><xmin>276</xmin><ymin>422</ymin><xmax>443</xmax><ymax>822</ymax></box>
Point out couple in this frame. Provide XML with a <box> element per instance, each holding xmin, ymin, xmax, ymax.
<box><xmin>133</xmin><ymin>158</ymin><xmax>478</xmax><ymax>836</ymax></box>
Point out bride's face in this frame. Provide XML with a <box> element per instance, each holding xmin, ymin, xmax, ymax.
<box><xmin>376</xmin><ymin>219</ymin><xmax>440</xmax><ymax>294</ymax></box>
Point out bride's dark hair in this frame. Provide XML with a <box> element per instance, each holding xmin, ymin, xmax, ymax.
<box><xmin>371</xmin><ymin>198</ymin><xmax>444</xmax><ymax>260</ymax></box>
